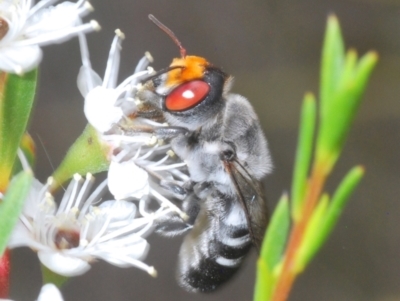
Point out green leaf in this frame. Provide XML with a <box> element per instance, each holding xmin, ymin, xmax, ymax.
<box><xmin>294</xmin><ymin>193</ymin><xmax>329</xmax><ymax>272</ymax></box>
<box><xmin>353</xmin><ymin>51</ymin><xmax>379</xmax><ymax>101</ymax></box>
<box><xmin>0</xmin><ymin>170</ymin><xmax>33</xmax><ymax>255</ymax></box>
<box><xmin>291</xmin><ymin>93</ymin><xmax>316</xmax><ymax>221</ymax></box>
<box><xmin>0</xmin><ymin>70</ymin><xmax>37</xmax><ymax>192</ymax></box>
<box><xmin>316</xmin><ymin>50</ymin><xmax>377</xmax><ymax>171</ymax></box>
<box><xmin>254</xmin><ymin>195</ymin><xmax>290</xmax><ymax>301</ymax></box>
<box><xmin>261</xmin><ymin>193</ymin><xmax>290</xmax><ymax>271</ymax></box>
<box><xmin>254</xmin><ymin>258</ymin><xmax>274</xmax><ymax>301</ymax></box>
<box><xmin>51</xmin><ymin>124</ymin><xmax>110</xmax><ymax>192</ymax></box>
<box><xmin>320</xmin><ymin>14</ymin><xmax>344</xmax><ymax>116</ymax></box>
<box><xmin>317</xmin><ymin>166</ymin><xmax>364</xmax><ymax>251</ymax></box>
<box><xmin>337</xmin><ymin>49</ymin><xmax>358</xmax><ymax>90</ymax></box>
<box><xmin>295</xmin><ymin>166</ymin><xmax>364</xmax><ymax>272</ymax></box>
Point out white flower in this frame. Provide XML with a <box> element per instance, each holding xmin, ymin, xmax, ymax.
<box><xmin>0</xmin><ymin>0</ymin><xmax>100</xmax><ymax>74</ymax></box>
<box><xmin>8</xmin><ymin>173</ymin><xmax>173</xmax><ymax>277</ymax></box>
<box><xmin>108</xmin><ymin>160</ymin><xmax>149</xmax><ymax>200</ymax></box>
<box><xmin>77</xmin><ymin>29</ymin><xmax>153</xmax><ymax>134</ymax></box>
<box><xmin>77</xmin><ymin>29</ymin><xmax>189</xmax><ymax>219</ymax></box>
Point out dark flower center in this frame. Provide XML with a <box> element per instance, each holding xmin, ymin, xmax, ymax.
<box><xmin>0</xmin><ymin>18</ymin><xmax>9</xmax><ymax>41</ymax></box>
<box><xmin>54</xmin><ymin>228</ymin><xmax>80</xmax><ymax>250</ymax></box>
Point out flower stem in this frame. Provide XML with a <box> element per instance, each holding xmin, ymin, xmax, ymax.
<box><xmin>271</xmin><ymin>163</ymin><xmax>328</xmax><ymax>301</ymax></box>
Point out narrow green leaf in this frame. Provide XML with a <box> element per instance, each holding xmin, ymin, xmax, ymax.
<box><xmin>315</xmin><ymin>51</ymin><xmax>377</xmax><ymax>171</ymax></box>
<box><xmin>0</xmin><ymin>170</ymin><xmax>33</xmax><ymax>255</ymax></box>
<box><xmin>317</xmin><ymin>166</ymin><xmax>364</xmax><ymax>249</ymax></box>
<box><xmin>338</xmin><ymin>49</ymin><xmax>358</xmax><ymax>89</ymax></box>
<box><xmin>320</xmin><ymin>14</ymin><xmax>345</xmax><ymax>116</ymax></box>
<box><xmin>0</xmin><ymin>70</ymin><xmax>37</xmax><ymax>191</ymax></box>
<box><xmin>316</xmin><ymin>86</ymin><xmax>360</xmax><ymax>170</ymax></box>
<box><xmin>294</xmin><ymin>194</ymin><xmax>329</xmax><ymax>273</ymax></box>
<box><xmin>261</xmin><ymin>193</ymin><xmax>290</xmax><ymax>271</ymax></box>
<box><xmin>254</xmin><ymin>258</ymin><xmax>274</xmax><ymax>301</ymax></box>
<box><xmin>353</xmin><ymin>51</ymin><xmax>379</xmax><ymax>99</ymax></box>
<box><xmin>295</xmin><ymin>166</ymin><xmax>364</xmax><ymax>272</ymax></box>
<box><xmin>291</xmin><ymin>93</ymin><xmax>316</xmax><ymax>221</ymax></box>
<box><xmin>51</xmin><ymin>124</ymin><xmax>110</xmax><ymax>192</ymax></box>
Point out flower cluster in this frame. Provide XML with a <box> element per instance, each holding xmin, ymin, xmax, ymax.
<box><xmin>77</xmin><ymin>30</ymin><xmax>188</xmax><ymax>216</ymax></box>
<box><xmin>1</xmin><ymin>0</ymin><xmax>190</xmax><ymax>297</ymax></box>
<box><xmin>6</xmin><ymin>23</ymin><xmax>189</xmax><ymax>281</ymax></box>
<box><xmin>9</xmin><ymin>172</ymin><xmax>168</xmax><ymax>276</ymax></box>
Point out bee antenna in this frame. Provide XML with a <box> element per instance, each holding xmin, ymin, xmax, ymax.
<box><xmin>148</xmin><ymin>14</ymin><xmax>187</xmax><ymax>58</ymax></box>
<box><xmin>140</xmin><ymin>65</ymin><xmax>184</xmax><ymax>83</ymax></box>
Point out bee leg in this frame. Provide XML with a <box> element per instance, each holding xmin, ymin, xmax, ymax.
<box><xmin>134</xmin><ymin>109</ymin><xmax>164</xmax><ymax>120</ymax></box>
<box><xmin>159</xmin><ymin>179</ymin><xmax>188</xmax><ymax>200</ymax></box>
<box><xmin>155</xmin><ymin>189</ymin><xmax>201</xmax><ymax>237</ymax></box>
<box><xmin>153</xmin><ymin>126</ymin><xmax>190</xmax><ymax>139</ymax></box>
<box><xmin>193</xmin><ymin>181</ymin><xmax>212</xmax><ymax>199</ymax></box>
<box><xmin>155</xmin><ymin>213</ymin><xmax>192</xmax><ymax>237</ymax></box>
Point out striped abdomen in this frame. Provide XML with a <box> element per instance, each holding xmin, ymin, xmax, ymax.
<box><xmin>177</xmin><ymin>192</ymin><xmax>253</xmax><ymax>292</ymax></box>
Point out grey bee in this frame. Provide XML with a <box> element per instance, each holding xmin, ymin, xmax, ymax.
<box><xmin>136</xmin><ymin>15</ymin><xmax>273</xmax><ymax>292</ymax></box>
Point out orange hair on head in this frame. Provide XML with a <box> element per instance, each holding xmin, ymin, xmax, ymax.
<box><xmin>166</xmin><ymin>56</ymin><xmax>209</xmax><ymax>87</ymax></box>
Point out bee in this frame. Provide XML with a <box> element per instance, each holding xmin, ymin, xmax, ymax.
<box><xmin>138</xmin><ymin>15</ymin><xmax>273</xmax><ymax>292</ymax></box>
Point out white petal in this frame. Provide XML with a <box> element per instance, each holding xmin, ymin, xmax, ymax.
<box><xmin>95</xmin><ymin>239</ymin><xmax>149</xmax><ymax>267</ymax></box>
<box><xmin>120</xmin><ymin>238</ymin><xmax>150</xmax><ymax>260</ymax></box>
<box><xmin>7</xmin><ymin>221</ymin><xmax>32</xmax><ymax>249</ymax></box>
<box><xmin>98</xmin><ymin>200</ymin><xmax>137</xmax><ymax>222</ymax></box>
<box><xmin>37</xmin><ymin>284</ymin><xmax>64</xmax><ymax>301</ymax></box>
<box><xmin>38</xmin><ymin>251</ymin><xmax>91</xmax><ymax>277</ymax></box>
<box><xmin>108</xmin><ymin>161</ymin><xmax>149</xmax><ymax>200</ymax></box>
<box><xmin>24</xmin><ymin>179</ymin><xmax>56</xmax><ymax>219</ymax></box>
<box><xmin>84</xmin><ymin>86</ymin><xmax>123</xmax><ymax>133</ymax></box>
<box><xmin>0</xmin><ymin>45</ymin><xmax>42</xmax><ymax>74</ymax></box>
<box><xmin>77</xmin><ymin>66</ymin><xmax>103</xmax><ymax>97</ymax></box>
<box><xmin>25</xmin><ymin>2</ymin><xmax>80</xmax><ymax>37</ymax></box>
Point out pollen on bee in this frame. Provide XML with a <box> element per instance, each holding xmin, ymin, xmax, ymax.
<box><xmin>166</xmin><ymin>56</ymin><xmax>209</xmax><ymax>87</ymax></box>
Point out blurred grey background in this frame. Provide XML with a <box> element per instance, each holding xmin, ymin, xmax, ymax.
<box><xmin>8</xmin><ymin>0</ymin><xmax>400</xmax><ymax>300</ymax></box>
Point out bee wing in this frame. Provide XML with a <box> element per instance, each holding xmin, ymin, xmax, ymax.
<box><xmin>223</xmin><ymin>159</ymin><xmax>268</xmax><ymax>252</ymax></box>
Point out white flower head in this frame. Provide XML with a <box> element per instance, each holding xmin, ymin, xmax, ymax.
<box><xmin>106</xmin><ymin>144</ymin><xmax>189</xmax><ymax>221</ymax></box>
<box><xmin>77</xmin><ymin>29</ymin><xmax>190</xmax><ymax>224</ymax></box>
<box><xmin>8</xmin><ymin>173</ymin><xmax>171</xmax><ymax>277</ymax></box>
<box><xmin>0</xmin><ymin>0</ymin><xmax>100</xmax><ymax>74</ymax></box>
<box><xmin>108</xmin><ymin>159</ymin><xmax>149</xmax><ymax>200</ymax></box>
<box><xmin>77</xmin><ymin>29</ymin><xmax>153</xmax><ymax>134</ymax></box>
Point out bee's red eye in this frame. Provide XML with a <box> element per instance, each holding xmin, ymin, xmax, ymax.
<box><xmin>165</xmin><ymin>80</ymin><xmax>210</xmax><ymax>111</ymax></box>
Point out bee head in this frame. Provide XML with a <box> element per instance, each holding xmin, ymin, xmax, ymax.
<box><xmin>148</xmin><ymin>15</ymin><xmax>230</xmax><ymax>129</ymax></box>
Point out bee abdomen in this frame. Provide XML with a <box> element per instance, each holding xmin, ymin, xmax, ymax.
<box><xmin>181</xmin><ymin>257</ymin><xmax>240</xmax><ymax>292</ymax></box>
<box><xmin>177</xmin><ymin>220</ymin><xmax>252</xmax><ymax>292</ymax></box>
